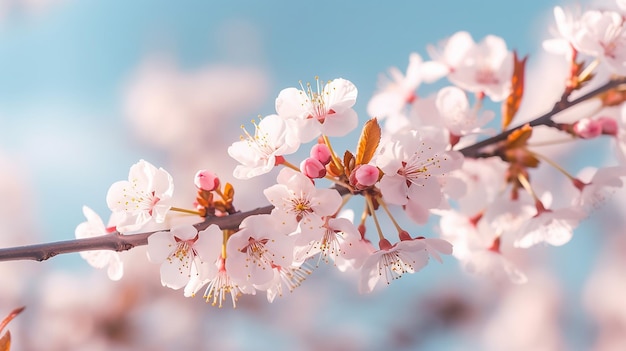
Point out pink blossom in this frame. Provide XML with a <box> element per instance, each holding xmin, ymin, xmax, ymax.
<box><xmin>428</xmin><ymin>31</ymin><xmax>513</xmax><ymax>101</ymax></box>
<box><xmin>275</xmin><ymin>77</ymin><xmax>358</xmax><ymax>142</ymax></box>
<box><xmin>228</xmin><ymin>114</ymin><xmax>301</xmax><ymax>180</ymax></box>
<box><xmin>263</xmin><ymin>168</ymin><xmax>342</xmax><ymax>236</ymax></box>
<box><xmin>225</xmin><ymin>214</ymin><xmax>297</xmax><ymax>286</ymax></box>
<box><xmin>514</xmin><ymin>206</ymin><xmax>585</xmax><ymax>248</ymax></box>
<box><xmin>359</xmin><ymin>239</ymin><xmax>429</xmax><ymax>293</ymax></box>
<box><xmin>435</xmin><ymin>86</ymin><xmax>495</xmax><ymax>137</ymax></box>
<box><xmin>147</xmin><ymin>224</ymin><xmax>222</xmax><ymax>290</ymax></box>
<box><xmin>377</xmin><ymin>131</ymin><xmax>463</xmax><ymax>223</ymax></box>
<box><xmin>367</xmin><ymin>53</ymin><xmax>435</xmax><ymax>119</ymax></box>
<box><xmin>106</xmin><ymin>159</ymin><xmax>174</xmax><ymax>233</ymax></box>
<box><xmin>74</xmin><ymin>206</ymin><xmax>124</xmax><ymax>281</ymax></box>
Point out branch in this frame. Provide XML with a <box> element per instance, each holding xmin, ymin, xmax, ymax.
<box><xmin>459</xmin><ymin>77</ymin><xmax>626</xmax><ymax>158</ymax></box>
<box><xmin>0</xmin><ymin>205</ymin><xmax>273</xmax><ymax>262</ymax></box>
<box><xmin>1</xmin><ymin>77</ymin><xmax>625</xmax><ymax>263</ymax></box>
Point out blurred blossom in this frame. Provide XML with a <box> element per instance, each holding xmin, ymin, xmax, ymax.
<box><xmin>584</xmin><ymin>234</ymin><xmax>626</xmax><ymax>351</ymax></box>
<box><xmin>482</xmin><ymin>271</ymin><xmax>565</xmax><ymax>351</ymax></box>
<box><xmin>124</xmin><ymin>57</ymin><xmax>269</xmax><ymax>150</ymax></box>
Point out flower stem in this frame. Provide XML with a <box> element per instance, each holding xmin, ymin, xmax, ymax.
<box><xmin>281</xmin><ymin>160</ymin><xmax>301</xmax><ymax>172</ymax></box>
<box><xmin>526</xmin><ymin>149</ymin><xmax>576</xmax><ymax>180</ymax></box>
<box><xmin>364</xmin><ymin>194</ymin><xmax>385</xmax><ymax>241</ymax></box>
<box><xmin>170</xmin><ymin>207</ymin><xmax>203</xmax><ymax>216</ymax></box>
<box><xmin>377</xmin><ymin>195</ymin><xmax>403</xmax><ymax>233</ymax></box>
<box><xmin>322</xmin><ymin>135</ymin><xmax>343</xmax><ymax>172</ymax></box>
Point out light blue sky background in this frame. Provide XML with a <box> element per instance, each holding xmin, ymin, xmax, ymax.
<box><xmin>3</xmin><ymin>0</ymin><xmax>619</xmax><ymax>350</ymax></box>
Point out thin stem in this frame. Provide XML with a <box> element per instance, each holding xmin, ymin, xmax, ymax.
<box><xmin>517</xmin><ymin>173</ymin><xmax>539</xmax><ymax>202</ymax></box>
<box><xmin>364</xmin><ymin>194</ymin><xmax>385</xmax><ymax>241</ymax></box>
<box><xmin>281</xmin><ymin>160</ymin><xmax>301</xmax><ymax>172</ymax></box>
<box><xmin>170</xmin><ymin>207</ymin><xmax>202</xmax><ymax>216</ymax></box>
<box><xmin>527</xmin><ymin>149</ymin><xmax>577</xmax><ymax>180</ymax></box>
<box><xmin>376</xmin><ymin>195</ymin><xmax>403</xmax><ymax>233</ymax></box>
<box><xmin>323</xmin><ymin>135</ymin><xmax>343</xmax><ymax>172</ymax></box>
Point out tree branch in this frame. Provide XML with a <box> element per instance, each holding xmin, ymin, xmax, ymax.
<box><xmin>1</xmin><ymin>77</ymin><xmax>625</xmax><ymax>263</ymax></box>
<box><xmin>459</xmin><ymin>77</ymin><xmax>626</xmax><ymax>158</ymax></box>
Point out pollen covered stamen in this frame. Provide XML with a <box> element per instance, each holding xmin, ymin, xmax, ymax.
<box><xmin>378</xmin><ymin>251</ymin><xmax>415</xmax><ymax>284</ymax></box>
<box><xmin>239</xmin><ymin>117</ymin><xmax>276</xmax><ymax>157</ymax></box>
<box><xmin>299</xmin><ymin>76</ymin><xmax>332</xmax><ymax>123</ymax></box>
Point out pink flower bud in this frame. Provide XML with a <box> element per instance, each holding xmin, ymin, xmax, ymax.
<box><xmin>300</xmin><ymin>158</ymin><xmax>326</xmax><ymax>179</ymax></box>
<box><xmin>350</xmin><ymin>164</ymin><xmax>379</xmax><ymax>189</ymax></box>
<box><xmin>310</xmin><ymin>143</ymin><xmax>332</xmax><ymax>165</ymax></box>
<box><xmin>598</xmin><ymin>116</ymin><xmax>618</xmax><ymax>136</ymax></box>
<box><xmin>194</xmin><ymin>170</ymin><xmax>220</xmax><ymax>191</ymax></box>
<box><xmin>573</xmin><ymin>118</ymin><xmax>602</xmax><ymax>139</ymax></box>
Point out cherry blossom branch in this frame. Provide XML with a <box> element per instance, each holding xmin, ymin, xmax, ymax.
<box><xmin>0</xmin><ymin>205</ymin><xmax>273</xmax><ymax>262</ymax></box>
<box><xmin>1</xmin><ymin>77</ymin><xmax>625</xmax><ymax>264</ymax></box>
<box><xmin>459</xmin><ymin>76</ymin><xmax>626</xmax><ymax>158</ymax></box>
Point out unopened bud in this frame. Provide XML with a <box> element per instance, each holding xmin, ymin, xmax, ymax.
<box><xmin>300</xmin><ymin>158</ymin><xmax>326</xmax><ymax>179</ymax></box>
<box><xmin>310</xmin><ymin>143</ymin><xmax>332</xmax><ymax>165</ymax></box>
<box><xmin>194</xmin><ymin>170</ymin><xmax>220</xmax><ymax>191</ymax></box>
<box><xmin>350</xmin><ymin>164</ymin><xmax>380</xmax><ymax>189</ymax></box>
<box><xmin>573</xmin><ymin>118</ymin><xmax>602</xmax><ymax>139</ymax></box>
<box><xmin>598</xmin><ymin>116</ymin><xmax>618</xmax><ymax>136</ymax></box>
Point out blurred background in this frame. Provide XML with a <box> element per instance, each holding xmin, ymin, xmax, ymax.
<box><xmin>1</xmin><ymin>0</ymin><xmax>626</xmax><ymax>350</ymax></box>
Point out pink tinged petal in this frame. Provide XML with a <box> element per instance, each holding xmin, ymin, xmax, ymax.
<box><xmin>463</xmin><ymin>251</ymin><xmax>527</xmax><ymax>284</ymax></box>
<box><xmin>407</xmin><ymin>176</ymin><xmax>444</xmax><ymax>208</ymax></box>
<box><xmin>367</xmin><ymin>91</ymin><xmax>405</xmax><ymax>118</ymax></box>
<box><xmin>275</xmin><ymin>87</ymin><xmax>308</xmax><ymax>118</ymax></box>
<box><xmin>422</xmin><ymin>238</ymin><xmax>453</xmax><ymax>263</ymax></box>
<box><xmin>420</xmin><ymin>61</ymin><xmax>449</xmax><ymax>83</ymax></box>
<box><xmin>171</xmin><ymin>224</ymin><xmax>198</xmax><ymax>241</ymax></box>
<box><xmin>105</xmin><ymin>180</ymin><xmax>133</xmax><ymax>212</ymax></box>
<box><xmin>295</xmin><ymin>118</ymin><xmax>323</xmax><ymax>143</ymax></box>
<box><xmin>310</xmin><ymin>188</ymin><xmax>342</xmax><ymax>216</ymax></box>
<box><xmin>324</xmin><ymin>78</ymin><xmax>358</xmax><ymax>111</ymax></box>
<box><xmin>160</xmin><ymin>252</ymin><xmax>194</xmax><ymax>290</ymax></box>
<box><xmin>147</xmin><ymin>231</ymin><xmax>177</xmax><ymax>263</ymax></box>
<box><xmin>194</xmin><ymin>224</ymin><xmax>224</xmax><ymax>263</ymax></box>
<box><xmin>404</xmin><ymin>200</ymin><xmax>430</xmax><ymax>224</ymax></box>
<box><xmin>106</xmin><ymin>253</ymin><xmax>124</xmax><ymax>281</ymax></box>
<box><xmin>380</xmin><ymin>175</ymin><xmax>409</xmax><ymax>205</ymax></box>
<box><xmin>319</xmin><ymin>108</ymin><xmax>359</xmax><ymax>137</ymax></box>
<box><xmin>359</xmin><ymin>252</ymin><xmax>383</xmax><ymax>293</ymax></box>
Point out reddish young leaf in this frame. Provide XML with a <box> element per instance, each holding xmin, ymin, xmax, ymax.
<box><xmin>355</xmin><ymin>118</ymin><xmax>381</xmax><ymax>165</ymax></box>
<box><xmin>0</xmin><ymin>331</ymin><xmax>10</xmax><ymax>351</ymax></box>
<box><xmin>501</xmin><ymin>51</ymin><xmax>528</xmax><ymax>130</ymax></box>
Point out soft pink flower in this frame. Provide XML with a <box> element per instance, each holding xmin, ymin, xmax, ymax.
<box><xmin>228</xmin><ymin>114</ymin><xmax>301</xmax><ymax>180</ymax></box>
<box><xmin>428</xmin><ymin>31</ymin><xmax>513</xmax><ymax>101</ymax></box>
<box><xmin>106</xmin><ymin>159</ymin><xmax>174</xmax><ymax>233</ymax></box>
<box><xmin>147</xmin><ymin>224</ymin><xmax>222</xmax><ymax>290</ymax></box>
<box><xmin>377</xmin><ymin>131</ymin><xmax>463</xmax><ymax>223</ymax></box>
<box><xmin>225</xmin><ymin>214</ymin><xmax>296</xmax><ymax>286</ymax></box>
<box><xmin>359</xmin><ymin>239</ymin><xmax>429</xmax><ymax>293</ymax></box>
<box><xmin>263</xmin><ymin>168</ymin><xmax>342</xmax><ymax>236</ymax></box>
<box><xmin>275</xmin><ymin>77</ymin><xmax>358</xmax><ymax>142</ymax></box>
<box><xmin>75</xmin><ymin>206</ymin><xmax>124</xmax><ymax>281</ymax></box>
